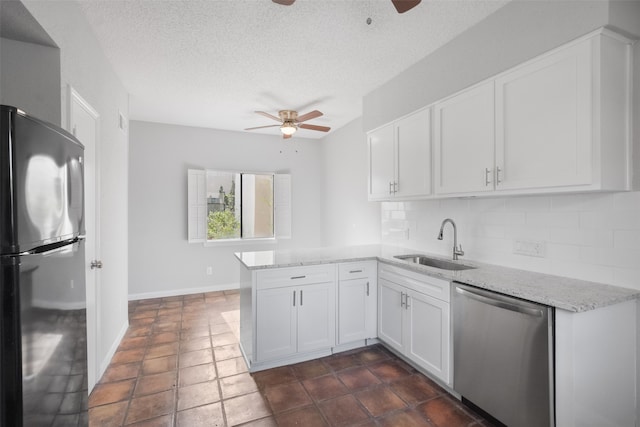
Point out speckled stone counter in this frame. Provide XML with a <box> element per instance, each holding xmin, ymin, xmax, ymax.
<box><xmin>235</xmin><ymin>244</ymin><xmax>640</xmax><ymax>313</ymax></box>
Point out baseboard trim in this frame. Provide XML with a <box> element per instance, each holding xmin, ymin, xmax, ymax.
<box><xmin>128</xmin><ymin>283</ymin><xmax>240</xmax><ymax>301</ymax></box>
<box><xmin>97</xmin><ymin>320</ymin><xmax>129</xmax><ymax>383</ymax></box>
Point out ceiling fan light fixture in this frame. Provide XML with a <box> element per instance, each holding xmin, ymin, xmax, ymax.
<box><xmin>281</xmin><ymin>120</ymin><xmax>297</xmax><ymax>136</ymax></box>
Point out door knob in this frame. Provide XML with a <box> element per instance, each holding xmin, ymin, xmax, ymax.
<box><xmin>90</xmin><ymin>260</ymin><xmax>103</xmax><ymax>269</ymax></box>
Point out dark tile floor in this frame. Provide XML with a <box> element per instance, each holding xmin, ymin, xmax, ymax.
<box><xmin>88</xmin><ymin>291</ymin><xmax>493</xmax><ymax>426</ymax></box>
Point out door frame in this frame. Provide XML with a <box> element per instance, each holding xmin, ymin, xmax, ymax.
<box><xmin>67</xmin><ymin>85</ymin><xmax>101</xmax><ymax>391</ymax></box>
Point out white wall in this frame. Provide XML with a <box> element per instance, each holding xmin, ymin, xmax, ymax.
<box><xmin>23</xmin><ymin>0</ymin><xmax>130</xmax><ymax>383</ymax></box>
<box><xmin>0</xmin><ymin>37</ymin><xmax>60</xmax><ymax>124</ymax></box>
<box><xmin>321</xmin><ymin>117</ymin><xmax>380</xmax><ymax>247</ymax></box>
<box><xmin>363</xmin><ymin>0</ymin><xmax>610</xmax><ymax>132</ymax></box>
<box><xmin>128</xmin><ymin>120</ymin><xmax>324</xmax><ymax>298</ymax></box>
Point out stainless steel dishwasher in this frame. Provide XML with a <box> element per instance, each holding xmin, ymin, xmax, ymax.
<box><xmin>453</xmin><ymin>283</ymin><xmax>554</xmax><ymax>427</ymax></box>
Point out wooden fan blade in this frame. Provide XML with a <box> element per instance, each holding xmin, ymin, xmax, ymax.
<box><xmin>245</xmin><ymin>124</ymin><xmax>280</xmax><ymax>131</ymax></box>
<box><xmin>299</xmin><ymin>123</ymin><xmax>331</xmax><ymax>132</ymax></box>
<box><xmin>283</xmin><ymin>133</ymin><xmax>292</xmax><ymax>139</ymax></box>
<box><xmin>297</xmin><ymin>110</ymin><xmax>323</xmax><ymax>123</ymax></box>
<box><xmin>255</xmin><ymin>111</ymin><xmax>282</xmax><ymax>122</ymax></box>
<box><xmin>391</xmin><ymin>0</ymin><xmax>421</xmax><ymax>14</ymax></box>
<box><xmin>273</xmin><ymin>0</ymin><xmax>295</xmax><ymax>5</ymax></box>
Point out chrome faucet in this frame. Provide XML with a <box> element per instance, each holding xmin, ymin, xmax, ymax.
<box><xmin>438</xmin><ymin>218</ymin><xmax>464</xmax><ymax>260</ymax></box>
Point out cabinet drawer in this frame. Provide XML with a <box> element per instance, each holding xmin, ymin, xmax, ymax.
<box><xmin>257</xmin><ymin>264</ymin><xmax>335</xmax><ymax>290</ymax></box>
<box><xmin>379</xmin><ymin>263</ymin><xmax>450</xmax><ymax>303</ymax></box>
<box><xmin>338</xmin><ymin>261</ymin><xmax>376</xmax><ymax>281</ymax></box>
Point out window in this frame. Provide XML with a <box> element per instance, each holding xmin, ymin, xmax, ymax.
<box><xmin>188</xmin><ymin>169</ymin><xmax>290</xmax><ymax>243</ymax></box>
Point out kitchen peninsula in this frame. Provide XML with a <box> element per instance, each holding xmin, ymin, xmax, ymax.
<box><xmin>236</xmin><ymin>244</ymin><xmax>639</xmax><ymax>426</ymax></box>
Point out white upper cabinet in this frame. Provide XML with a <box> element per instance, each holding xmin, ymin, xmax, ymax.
<box><xmin>434</xmin><ymin>82</ymin><xmax>495</xmax><ymax>195</ymax></box>
<box><xmin>373</xmin><ymin>28</ymin><xmax>632</xmax><ymax>200</ymax></box>
<box><xmin>368</xmin><ymin>124</ymin><xmax>395</xmax><ymax>200</ymax></box>
<box><xmin>396</xmin><ymin>108</ymin><xmax>432</xmax><ymax>198</ymax></box>
<box><xmin>368</xmin><ymin>108</ymin><xmax>431</xmax><ymax>201</ymax></box>
<box><xmin>433</xmin><ymin>29</ymin><xmax>632</xmax><ymax>197</ymax></box>
<box><xmin>494</xmin><ymin>34</ymin><xmax>626</xmax><ymax>192</ymax></box>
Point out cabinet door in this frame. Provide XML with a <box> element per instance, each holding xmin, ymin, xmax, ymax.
<box><xmin>377</xmin><ymin>278</ymin><xmax>404</xmax><ymax>352</ymax></box>
<box><xmin>405</xmin><ymin>290</ymin><xmax>450</xmax><ymax>384</ymax></box>
<box><xmin>495</xmin><ymin>40</ymin><xmax>592</xmax><ymax>190</ymax></box>
<box><xmin>396</xmin><ymin>108</ymin><xmax>432</xmax><ymax>198</ymax></box>
<box><xmin>297</xmin><ymin>282</ymin><xmax>336</xmax><ymax>353</ymax></box>
<box><xmin>368</xmin><ymin>124</ymin><xmax>395</xmax><ymax>200</ymax></box>
<box><xmin>256</xmin><ymin>287</ymin><xmax>297</xmax><ymax>361</ymax></box>
<box><xmin>434</xmin><ymin>81</ymin><xmax>495</xmax><ymax>195</ymax></box>
<box><xmin>338</xmin><ymin>277</ymin><xmax>376</xmax><ymax>344</ymax></box>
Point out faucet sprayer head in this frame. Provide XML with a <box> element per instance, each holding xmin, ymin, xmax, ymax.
<box><xmin>437</xmin><ymin>230</ymin><xmax>444</xmax><ymax>240</ymax></box>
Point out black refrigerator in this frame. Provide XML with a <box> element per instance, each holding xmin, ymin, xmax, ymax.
<box><xmin>0</xmin><ymin>105</ymin><xmax>88</xmax><ymax>426</ymax></box>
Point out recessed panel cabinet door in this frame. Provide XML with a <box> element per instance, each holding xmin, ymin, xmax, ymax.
<box><xmin>338</xmin><ymin>277</ymin><xmax>376</xmax><ymax>344</ymax></box>
<box><xmin>297</xmin><ymin>282</ymin><xmax>336</xmax><ymax>353</ymax></box>
<box><xmin>256</xmin><ymin>287</ymin><xmax>297</xmax><ymax>361</ymax></box>
<box><xmin>405</xmin><ymin>290</ymin><xmax>450</xmax><ymax>384</ymax></box>
<box><xmin>368</xmin><ymin>124</ymin><xmax>395</xmax><ymax>200</ymax></box>
<box><xmin>495</xmin><ymin>40</ymin><xmax>592</xmax><ymax>190</ymax></box>
<box><xmin>378</xmin><ymin>279</ymin><xmax>404</xmax><ymax>352</ymax></box>
<box><xmin>396</xmin><ymin>108</ymin><xmax>431</xmax><ymax>198</ymax></box>
<box><xmin>434</xmin><ymin>81</ymin><xmax>495</xmax><ymax>195</ymax></box>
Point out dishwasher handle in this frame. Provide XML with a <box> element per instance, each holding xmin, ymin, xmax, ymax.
<box><xmin>455</xmin><ymin>286</ymin><xmax>543</xmax><ymax>318</ymax></box>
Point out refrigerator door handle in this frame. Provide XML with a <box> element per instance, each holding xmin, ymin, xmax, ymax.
<box><xmin>18</xmin><ymin>237</ymin><xmax>81</xmax><ymax>257</ymax></box>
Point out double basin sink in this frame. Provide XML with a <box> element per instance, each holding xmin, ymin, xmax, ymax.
<box><xmin>394</xmin><ymin>254</ymin><xmax>476</xmax><ymax>271</ymax></box>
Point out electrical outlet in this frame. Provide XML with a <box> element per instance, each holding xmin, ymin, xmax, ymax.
<box><xmin>513</xmin><ymin>239</ymin><xmax>546</xmax><ymax>258</ymax></box>
<box><xmin>206</xmin><ymin>266</ymin><xmax>213</xmax><ymax>275</ymax></box>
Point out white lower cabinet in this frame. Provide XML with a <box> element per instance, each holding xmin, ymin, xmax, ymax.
<box><xmin>337</xmin><ymin>261</ymin><xmax>377</xmax><ymax>345</ymax></box>
<box><xmin>255</xmin><ymin>265</ymin><xmax>335</xmax><ymax>364</ymax></box>
<box><xmin>378</xmin><ymin>264</ymin><xmax>451</xmax><ymax>384</ymax></box>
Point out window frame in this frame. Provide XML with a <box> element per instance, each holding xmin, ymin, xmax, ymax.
<box><xmin>187</xmin><ymin>168</ymin><xmax>291</xmax><ymax>245</ymax></box>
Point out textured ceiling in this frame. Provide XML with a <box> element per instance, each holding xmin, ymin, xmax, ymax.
<box><xmin>78</xmin><ymin>0</ymin><xmax>509</xmax><ymax>138</ymax></box>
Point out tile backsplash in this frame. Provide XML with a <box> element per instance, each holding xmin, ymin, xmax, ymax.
<box><xmin>381</xmin><ymin>191</ymin><xmax>640</xmax><ymax>291</ymax></box>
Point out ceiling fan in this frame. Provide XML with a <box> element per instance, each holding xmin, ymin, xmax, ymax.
<box><xmin>245</xmin><ymin>110</ymin><xmax>331</xmax><ymax>139</ymax></box>
<box><xmin>273</xmin><ymin>0</ymin><xmax>421</xmax><ymax>14</ymax></box>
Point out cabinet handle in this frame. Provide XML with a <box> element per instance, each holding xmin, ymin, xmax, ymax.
<box><xmin>293</xmin><ymin>290</ymin><xmax>296</xmax><ymax>306</ymax></box>
<box><xmin>291</xmin><ymin>275</ymin><xmax>306</xmax><ymax>280</ymax></box>
<box><xmin>389</xmin><ymin>182</ymin><xmax>393</xmax><ymax>195</ymax></box>
<box><xmin>400</xmin><ymin>292</ymin><xmax>405</xmax><ymax>308</ymax></box>
<box><xmin>366</xmin><ymin>282</ymin><xmax>370</xmax><ymax>296</ymax></box>
<box><xmin>406</xmin><ymin>295</ymin><xmax>410</xmax><ymax>309</ymax></box>
<box><xmin>300</xmin><ymin>290</ymin><xmax>303</xmax><ymax>306</ymax></box>
<box><xmin>349</xmin><ymin>269</ymin><xmax>363</xmax><ymax>273</ymax></box>
<box><xmin>496</xmin><ymin>166</ymin><xmax>502</xmax><ymax>185</ymax></box>
<box><xmin>485</xmin><ymin>168</ymin><xmax>492</xmax><ymax>186</ymax></box>
<box><xmin>394</xmin><ymin>181</ymin><xmax>398</xmax><ymax>193</ymax></box>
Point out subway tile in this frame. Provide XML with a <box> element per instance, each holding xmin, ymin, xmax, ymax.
<box><xmin>612</xmin><ymin>268</ymin><xmax>640</xmax><ymax>291</ymax></box>
<box><xmin>506</xmin><ymin>195</ymin><xmax>551</xmax><ymax>212</ymax></box>
<box><xmin>526</xmin><ymin>212</ymin><xmax>580</xmax><ymax>228</ymax></box>
<box><xmin>613</xmin><ymin>191</ymin><xmax>640</xmax><ymax>210</ymax></box>
<box><xmin>551</xmin><ymin>193</ymin><xmax>614</xmax><ymax>212</ymax></box>
<box><xmin>614</xmin><ymin>229</ymin><xmax>640</xmax><ymax>250</ymax></box>
<box><xmin>547</xmin><ymin>228</ymin><xmax>613</xmax><ymax>247</ymax></box>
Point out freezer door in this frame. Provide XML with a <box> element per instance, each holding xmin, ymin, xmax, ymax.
<box><xmin>0</xmin><ymin>106</ymin><xmax>85</xmax><ymax>254</ymax></box>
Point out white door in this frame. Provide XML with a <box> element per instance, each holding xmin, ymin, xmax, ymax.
<box><xmin>368</xmin><ymin>124</ymin><xmax>395</xmax><ymax>200</ymax></box>
<box><xmin>68</xmin><ymin>87</ymin><xmax>100</xmax><ymax>391</ymax></box>
<box><xmin>377</xmin><ymin>279</ymin><xmax>404</xmax><ymax>352</ymax></box>
<box><xmin>434</xmin><ymin>81</ymin><xmax>495</xmax><ymax>195</ymax></box>
<box><xmin>395</xmin><ymin>108</ymin><xmax>432</xmax><ymax>198</ymax></box>
<box><xmin>297</xmin><ymin>282</ymin><xmax>336</xmax><ymax>353</ymax></box>
<box><xmin>256</xmin><ymin>287</ymin><xmax>297</xmax><ymax>361</ymax></box>
<box><xmin>495</xmin><ymin>40</ymin><xmax>592</xmax><ymax>190</ymax></box>
<box><xmin>405</xmin><ymin>289</ymin><xmax>450</xmax><ymax>384</ymax></box>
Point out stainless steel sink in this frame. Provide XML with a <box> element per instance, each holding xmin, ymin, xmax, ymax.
<box><xmin>394</xmin><ymin>254</ymin><xmax>476</xmax><ymax>271</ymax></box>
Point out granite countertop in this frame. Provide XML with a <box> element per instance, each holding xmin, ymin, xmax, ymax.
<box><xmin>234</xmin><ymin>244</ymin><xmax>640</xmax><ymax>313</ymax></box>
